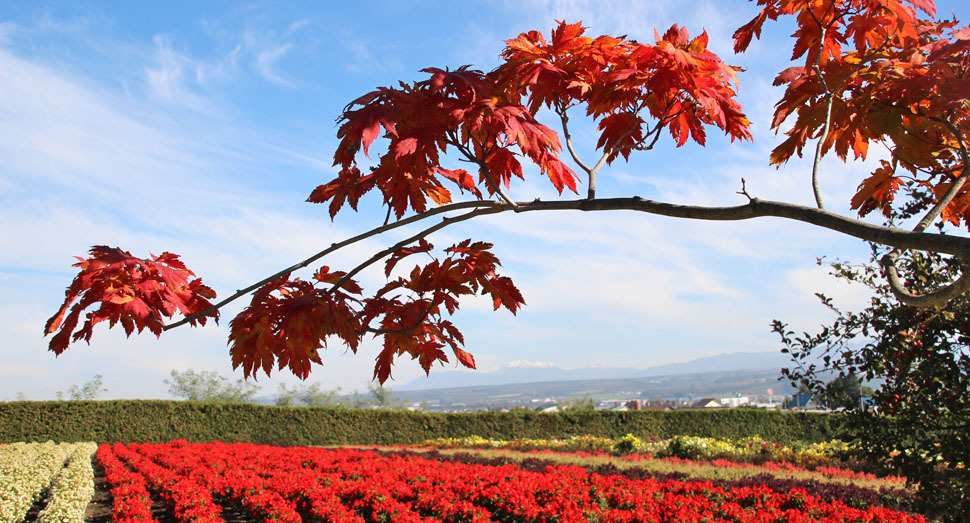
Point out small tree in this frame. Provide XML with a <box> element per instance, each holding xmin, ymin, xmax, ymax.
<box><xmin>275</xmin><ymin>382</ymin><xmax>345</xmax><ymax>407</ymax></box>
<box><xmin>164</xmin><ymin>369</ymin><xmax>261</xmax><ymax>403</ymax></box>
<box><xmin>55</xmin><ymin>374</ymin><xmax>106</xmax><ymax>400</ymax></box>
<box><xmin>366</xmin><ymin>382</ymin><xmax>408</xmax><ymax>410</ymax></box>
<box><xmin>560</xmin><ymin>396</ymin><xmax>597</xmax><ymax>411</ymax></box>
<box><xmin>820</xmin><ymin>374</ymin><xmax>872</xmax><ymax>410</ymax></box>
<box><xmin>42</xmin><ymin>2</ymin><xmax>970</xmax><ymax>389</ymax></box>
<box><xmin>774</xmin><ymin>234</ymin><xmax>970</xmax><ymax>519</ymax></box>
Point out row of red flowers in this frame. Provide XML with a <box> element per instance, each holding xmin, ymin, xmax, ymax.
<box><xmin>96</xmin><ymin>441</ymin><xmax>926</xmax><ymax>522</ymax></box>
<box><xmin>447</xmin><ymin>446</ymin><xmax>901</xmax><ymax>483</ymax></box>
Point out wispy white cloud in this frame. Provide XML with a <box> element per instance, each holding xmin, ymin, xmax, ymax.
<box><xmin>239</xmin><ymin>22</ymin><xmax>308</xmax><ymax>86</ymax></box>
<box><xmin>0</xmin><ymin>21</ymin><xmax>20</xmax><ymax>44</ymax></box>
<box><xmin>340</xmin><ymin>37</ymin><xmax>404</xmax><ymax>74</ymax></box>
<box><xmin>0</xmin><ymin>39</ymin><xmax>410</xmax><ymax>400</ymax></box>
<box><xmin>254</xmin><ymin>42</ymin><xmax>293</xmax><ymax>86</ymax></box>
<box><xmin>144</xmin><ymin>34</ymin><xmax>219</xmax><ymax>113</ymax></box>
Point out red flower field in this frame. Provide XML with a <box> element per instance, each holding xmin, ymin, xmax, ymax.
<box><xmin>90</xmin><ymin>441</ymin><xmax>925</xmax><ymax>522</ymax></box>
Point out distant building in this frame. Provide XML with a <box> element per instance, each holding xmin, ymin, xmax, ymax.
<box><xmin>625</xmin><ymin>399</ymin><xmax>644</xmax><ymax>410</ymax></box>
<box><xmin>692</xmin><ymin>398</ymin><xmax>723</xmax><ymax>408</ymax></box>
<box><xmin>719</xmin><ymin>396</ymin><xmax>750</xmax><ymax>408</ymax></box>
<box><xmin>788</xmin><ymin>393</ymin><xmax>822</xmax><ymax>410</ymax></box>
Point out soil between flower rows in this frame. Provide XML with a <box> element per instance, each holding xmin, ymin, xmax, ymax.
<box><xmin>73</xmin><ymin>459</ymin><xmax>251</xmax><ymax>523</ymax></box>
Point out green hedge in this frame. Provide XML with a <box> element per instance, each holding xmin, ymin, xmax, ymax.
<box><xmin>0</xmin><ymin>401</ymin><xmax>844</xmax><ymax>445</ymax></box>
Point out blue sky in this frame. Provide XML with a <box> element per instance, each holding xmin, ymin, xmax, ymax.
<box><xmin>2</xmin><ymin>1</ymin><xmax>965</xmax><ymax>400</ymax></box>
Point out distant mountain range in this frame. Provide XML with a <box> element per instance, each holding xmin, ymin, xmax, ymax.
<box><xmin>396</xmin><ymin>351</ymin><xmax>794</xmax><ymax>391</ymax></box>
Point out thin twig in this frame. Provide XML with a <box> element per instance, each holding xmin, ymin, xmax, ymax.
<box><xmin>556</xmin><ymin>103</ymin><xmax>592</xmax><ymax>175</ymax></box>
<box><xmin>324</xmin><ymin>206</ymin><xmax>506</xmax><ymax>296</ymax></box>
<box><xmin>586</xmin><ymin>110</ymin><xmax>643</xmax><ymax>200</ymax></box>
<box><xmin>162</xmin><ymin>199</ymin><xmax>504</xmax><ymax>330</ymax></box>
<box><xmin>914</xmin><ymin>116</ymin><xmax>970</xmax><ymax>233</ymax></box>
<box><xmin>362</xmin><ymin>297</ymin><xmax>438</xmax><ymax>335</ymax></box>
<box><xmin>450</xmin><ymin>134</ymin><xmax>519</xmax><ymax>209</ymax></box>
<box><xmin>806</xmin><ymin>7</ymin><xmax>898</xmax><ymax>210</ymax></box>
<box><xmin>737</xmin><ymin>178</ymin><xmax>753</xmax><ymax>201</ymax></box>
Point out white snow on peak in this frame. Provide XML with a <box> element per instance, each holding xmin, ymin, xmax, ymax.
<box><xmin>505</xmin><ymin>360</ymin><xmax>556</xmax><ymax>369</ymax></box>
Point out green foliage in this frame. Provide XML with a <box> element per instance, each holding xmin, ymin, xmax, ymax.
<box><xmin>774</xmin><ymin>242</ymin><xmax>970</xmax><ymax>520</ymax></box>
<box><xmin>55</xmin><ymin>374</ymin><xmax>106</xmax><ymax>401</ymax></box>
<box><xmin>275</xmin><ymin>383</ymin><xmax>345</xmax><ymax>407</ymax></box>
<box><xmin>611</xmin><ymin>433</ymin><xmax>642</xmax><ymax>455</ymax></box>
<box><xmin>365</xmin><ymin>382</ymin><xmax>409</xmax><ymax>410</ymax></box>
<box><xmin>0</xmin><ymin>400</ymin><xmax>840</xmax><ymax>446</ymax></box>
<box><xmin>559</xmin><ymin>396</ymin><xmax>597</xmax><ymax>412</ymax></box>
<box><xmin>820</xmin><ymin>374</ymin><xmax>873</xmax><ymax>411</ymax></box>
<box><xmin>164</xmin><ymin>369</ymin><xmax>261</xmax><ymax>403</ymax></box>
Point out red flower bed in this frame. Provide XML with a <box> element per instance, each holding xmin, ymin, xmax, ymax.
<box><xmin>95</xmin><ymin>441</ymin><xmax>926</xmax><ymax>522</ymax></box>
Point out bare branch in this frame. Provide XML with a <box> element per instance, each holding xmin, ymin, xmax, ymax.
<box><xmin>162</xmin><ymin>199</ymin><xmax>505</xmax><ymax>330</ymax></box>
<box><xmin>915</xmin><ymin>116</ymin><xmax>970</xmax><ymax>233</ymax></box>
<box><xmin>167</xmin><ymin>181</ymin><xmax>970</xmax><ymax>331</ymax></box>
<box><xmin>324</xmin><ymin>206</ymin><xmax>507</xmax><ymax>295</ymax></box>
<box><xmin>737</xmin><ymin>178</ymin><xmax>752</xmax><ymax>201</ymax></box>
<box><xmin>806</xmin><ymin>14</ymin><xmax>898</xmax><ymax>211</ymax></box>
<box><xmin>450</xmin><ymin>134</ymin><xmax>519</xmax><ymax>209</ymax></box>
<box><xmin>556</xmin><ymin>104</ymin><xmax>593</xmax><ymax>175</ymax></box>
<box><xmin>881</xmin><ymin>252</ymin><xmax>970</xmax><ymax>308</ymax></box>
<box><xmin>512</xmin><ymin>197</ymin><xmax>970</xmax><ymax>258</ymax></box>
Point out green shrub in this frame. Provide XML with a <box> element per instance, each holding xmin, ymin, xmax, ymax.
<box><xmin>0</xmin><ymin>400</ymin><xmax>843</xmax><ymax>445</ymax></box>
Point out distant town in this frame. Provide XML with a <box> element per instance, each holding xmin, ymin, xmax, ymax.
<box><xmin>405</xmin><ymin>390</ymin><xmax>831</xmax><ymax>413</ymax></box>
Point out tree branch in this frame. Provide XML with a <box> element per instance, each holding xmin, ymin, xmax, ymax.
<box><xmin>878</xmin><ymin>116</ymin><xmax>970</xmax><ymax>308</ymax></box>
<box><xmin>810</xmin><ymin>87</ymin><xmax>831</xmax><ymax>209</ymax></box>
<box><xmin>806</xmin><ymin>12</ymin><xmax>898</xmax><ymax>211</ymax></box>
<box><xmin>512</xmin><ymin>197</ymin><xmax>970</xmax><ymax>257</ymax></box>
<box><xmin>451</xmin><ymin>135</ymin><xmax>519</xmax><ymax>209</ymax></box>
<box><xmin>323</xmin><ymin>206</ymin><xmax>507</xmax><ymax>296</ymax></box>
<box><xmin>166</xmin><ymin>192</ymin><xmax>970</xmax><ymax>331</ymax></box>
<box><xmin>556</xmin><ymin>104</ymin><xmax>593</xmax><ymax>175</ymax></box>
<box><xmin>162</xmin><ymin>199</ymin><xmax>505</xmax><ymax>331</ymax></box>
<box><xmin>881</xmin><ymin>252</ymin><xmax>970</xmax><ymax>307</ymax></box>
<box><xmin>915</xmin><ymin>116</ymin><xmax>970</xmax><ymax>233</ymax></box>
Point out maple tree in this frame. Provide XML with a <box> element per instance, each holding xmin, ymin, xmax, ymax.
<box><xmin>46</xmin><ymin>1</ymin><xmax>970</xmax><ymax>385</ymax></box>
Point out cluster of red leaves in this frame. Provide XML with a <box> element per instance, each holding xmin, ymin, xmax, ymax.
<box><xmin>313</xmin><ymin>65</ymin><xmax>577</xmax><ymax>220</ymax></box>
<box><xmin>311</xmin><ymin>20</ymin><xmax>753</xmax><ymax>221</ymax></box>
<box><xmin>96</xmin><ymin>441</ymin><xmax>927</xmax><ymax>523</ymax></box>
<box><xmin>44</xmin><ymin>246</ymin><xmax>217</xmax><ymax>356</ymax></box>
<box><xmin>496</xmin><ymin>21</ymin><xmax>752</xmax><ymax>157</ymax></box>
<box><xmin>736</xmin><ymin>0</ymin><xmax>970</xmax><ymax>226</ymax></box>
<box><xmin>228</xmin><ymin>239</ymin><xmax>523</xmax><ymax>383</ymax></box>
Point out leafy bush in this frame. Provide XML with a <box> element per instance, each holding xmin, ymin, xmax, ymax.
<box><xmin>0</xmin><ymin>400</ymin><xmax>841</xmax><ymax>445</ymax></box>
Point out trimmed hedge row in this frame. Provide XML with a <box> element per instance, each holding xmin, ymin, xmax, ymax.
<box><xmin>0</xmin><ymin>401</ymin><xmax>844</xmax><ymax>445</ymax></box>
